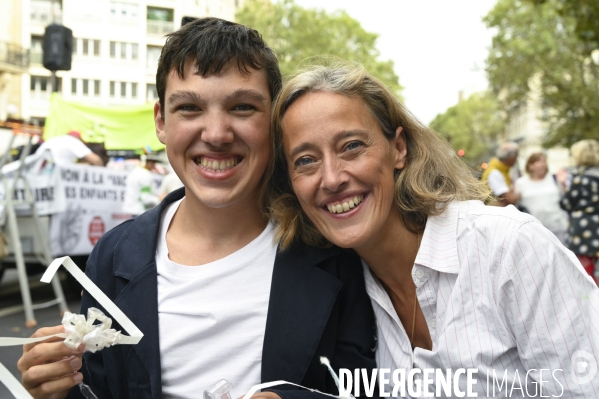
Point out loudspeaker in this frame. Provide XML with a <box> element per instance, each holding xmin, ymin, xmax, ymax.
<box><xmin>42</xmin><ymin>24</ymin><xmax>73</xmax><ymax>71</ymax></box>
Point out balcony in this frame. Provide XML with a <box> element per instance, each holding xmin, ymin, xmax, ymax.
<box><xmin>0</xmin><ymin>42</ymin><xmax>29</xmax><ymax>73</ymax></box>
<box><xmin>147</xmin><ymin>20</ymin><xmax>174</xmax><ymax>36</ymax></box>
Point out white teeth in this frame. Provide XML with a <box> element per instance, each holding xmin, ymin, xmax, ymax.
<box><xmin>197</xmin><ymin>157</ymin><xmax>239</xmax><ymax>171</ymax></box>
<box><xmin>327</xmin><ymin>195</ymin><xmax>364</xmax><ymax>214</ymax></box>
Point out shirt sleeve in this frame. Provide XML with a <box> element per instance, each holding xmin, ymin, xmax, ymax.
<box><xmin>69</xmin><ymin>137</ymin><xmax>92</xmax><ymax>159</ymax></box>
<box><xmin>496</xmin><ymin>220</ymin><xmax>599</xmax><ymax>396</ymax></box>
<box><xmin>488</xmin><ymin>169</ymin><xmax>510</xmax><ymax>196</ymax></box>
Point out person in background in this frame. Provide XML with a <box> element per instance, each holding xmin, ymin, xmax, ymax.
<box><xmin>158</xmin><ymin>168</ymin><xmax>183</xmax><ymax>200</ymax></box>
<box><xmin>481</xmin><ymin>141</ymin><xmax>520</xmax><ymax>206</ymax></box>
<box><xmin>122</xmin><ymin>152</ymin><xmax>161</xmax><ymax>217</ymax></box>
<box><xmin>35</xmin><ymin>131</ymin><xmax>103</xmax><ymax>166</ymax></box>
<box><xmin>515</xmin><ymin>152</ymin><xmax>569</xmax><ymax>243</ymax></box>
<box><xmin>559</xmin><ymin>139</ymin><xmax>599</xmax><ymax>284</ymax></box>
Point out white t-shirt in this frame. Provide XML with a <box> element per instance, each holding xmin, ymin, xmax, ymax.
<box><xmin>36</xmin><ymin>135</ymin><xmax>91</xmax><ymax>164</ymax></box>
<box><xmin>157</xmin><ymin>199</ymin><xmax>276</xmax><ymax>399</ymax></box>
<box><xmin>487</xmin><ymin>169</ymin><xmax>510</xmax><ymax>196</ymax></box>
<box><xmin>515</xmin><ymin>173</ymin><xmax>569</xmax><ymax>243</ymax></box>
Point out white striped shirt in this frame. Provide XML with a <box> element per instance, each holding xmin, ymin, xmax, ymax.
<box><xmin>363</xmin><ymin>200</ymin><xmax>599</xmax><ymax>398</ymax></box>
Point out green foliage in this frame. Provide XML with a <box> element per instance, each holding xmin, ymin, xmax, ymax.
<box><xmin>484</xmin><ymin>0</ymin><xmax>599</xmax><ymax>147</ymax></box>
<box><xmin>236</xmin><ymin>0</ymin><xmax>401</xmax><ymax>92</ymax></box>
<box><xmin>531</xmin><ymin>0</ymin><xmax>599</xmax><ymax>49</ymax></box>
<box><xmin>429</xmin><ymin>92</ymin><xmax>506</xmax><ymax>165</ymax></box>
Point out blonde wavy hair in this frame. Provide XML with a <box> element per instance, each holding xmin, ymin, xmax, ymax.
<box><xmin>269</xmin><ymin>62</ymin><xmax>495</xmax><ymax>250</ymax></box>
<box><xmin>571</xmin><ymin>139</ymin><xmax>599</xmax><ymax>167</ymax></box>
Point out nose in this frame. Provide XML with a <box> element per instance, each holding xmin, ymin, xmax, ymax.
<box><xmin>201</xmin><ymin>111</ymin><xmax>234</xmax><ymax>147</ymax></box>
<box><xmin>320</xmin><ymin>157</ymin><xmax>348</xmax><ymax>192</ymax></box>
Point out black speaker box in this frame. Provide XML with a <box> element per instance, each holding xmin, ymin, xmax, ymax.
<box><xmin>42</xmin><ymin>24</ymin><xmax>73</xmax><ymax>71</ymax></box>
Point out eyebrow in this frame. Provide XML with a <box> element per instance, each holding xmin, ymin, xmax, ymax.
<box><xmin>288</xmin><ymin>130</ymin><xmax>367</xmax><ymax>160</ymax></box>
<box><xmin>224</xmin><ymin>89</ymin><xmax>268</xmax><ymax>105</ymax></box>
<box><xmin>168</xmin><ymin>90</ymin><xmax>202</xmax><ymax>105</ymax></box>
<box><xmin>167</xmin><ymin>89</ymin><xmax>268</xmax><ymax>106</ymax></box>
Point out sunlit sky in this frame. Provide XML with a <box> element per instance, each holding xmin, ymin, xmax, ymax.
<box><xmin>293</xmin><ymin>0</ymin><xmax>498</xmax><ymax>124</ymax></box>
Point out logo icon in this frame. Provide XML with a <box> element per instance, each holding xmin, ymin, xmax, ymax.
<box><xmin>570</xmin><ymin>350</ymin><xmax>597</xmax><ymax>385</ymax></box>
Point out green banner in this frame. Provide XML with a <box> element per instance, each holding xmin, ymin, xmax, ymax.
<box><xmin>44</xmin><ymin>93</ymin><xmax>164</xmax><ymax>151</ymax></box>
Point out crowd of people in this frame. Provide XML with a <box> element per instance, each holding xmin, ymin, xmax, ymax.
<box><xmin>11</xmin><ymin>16</ymin><xmax>599</xmax><ymax>399</ymax></box>
<box><xmin>481</xmin><ymin>139</ymin><xmax>599</xmax><ymax>284</ymax></box>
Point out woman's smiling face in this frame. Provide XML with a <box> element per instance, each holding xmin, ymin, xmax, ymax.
<box><xmin>281</xmin><ymin>90</ymin><xmax>406</xmax><ymax>250</ymax></box>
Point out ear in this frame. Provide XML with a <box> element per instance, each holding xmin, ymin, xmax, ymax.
<box><xmin>391</xmin><ymin>126</ymin><xmax>407</xmax><ymax>170</ymax></box>
<box><xmin>154</xmin><ymin>101</ymin><xmax>166</xmax><ymax>145</ymax></box>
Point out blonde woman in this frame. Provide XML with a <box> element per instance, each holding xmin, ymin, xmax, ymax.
<box><xmin>270</xmin><ymin>63</ymin><xmax>599</xmax><ymax>397</ymax></box>
<box><xmin>559</xmin><ymin>139</ymin><xmax>599</xmax><ymax>284</ymax></box>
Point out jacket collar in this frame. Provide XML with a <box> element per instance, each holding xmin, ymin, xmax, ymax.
<box><xmin>262</xmin><ymin>242</ymin><xmax>344</xmax><ymax>384</ymax></box>
<box><xmin>111</xmin><ymin>187</ymin><xmax>185</xmax><ymax>399</ymax></box>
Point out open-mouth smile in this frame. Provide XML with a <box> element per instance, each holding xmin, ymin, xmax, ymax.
<box><xmin>194</xmin><ymin>155</ymin><xmax>242</xmax><ymax>172</ymax></box>
<box><xmin>325</xmin><ymin>195</ymin><xmax>365</xmax><ymax>214</ymax></box>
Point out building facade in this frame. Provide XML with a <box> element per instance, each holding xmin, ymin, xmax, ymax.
<box><xmin>8</xmin><ymin>0</ymin><xmax>243</xmax><ymax>124</ymax></box>
<box><xmin>501</xmin><ymin>77</ymin><xmax>570</xmax><ymax>172</ymax></box>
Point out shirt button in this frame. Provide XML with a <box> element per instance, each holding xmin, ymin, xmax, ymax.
<box><xmin>415</xmin><ymin>269</ymin><xmax>424</xmax><ymax>279</ymax></box>
<box><xmin>431</xmin><ymin>319</ymin><xmax>436</xmax><ymax>328</ymax></box>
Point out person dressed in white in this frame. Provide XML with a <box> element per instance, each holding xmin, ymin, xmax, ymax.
<box><xmin>271</xmin><ymin>64</ymin><xmax>599</xmax><ymax>398</ymax></box>
<box><xmin>122</xmin><ymin>154</ymin><xmax>160</xmax><ymax>216</ymax></box>
<box><xmin>158</xmin><ymin>170</ymin><xmax>183</xmax><ymax>200</ymax></box>
<box><xmin>515</xmin><ymin>152</ymin><xmax>569</xmax><ymax>243</ymax></box>
<box><xmin>36</xmin><ymin>131</ymin><xmax>103</xmax><ymax>166</ymax></box>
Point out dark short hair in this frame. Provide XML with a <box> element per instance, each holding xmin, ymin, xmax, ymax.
<box><xmin>156</xmin><ymin>17</ymin><xmax>281</xmax><ymax>116</ymax></box>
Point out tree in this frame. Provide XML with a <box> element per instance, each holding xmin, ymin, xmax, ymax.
<box><xmin>236</xmin><ymin>0</ymin><xmax>401</xmax><ymax>91</ymax></box>
<box><xmin>429</xmin><ymin>92</ymin><xmax>506</xmax><ymax>166</ymax></box>
<box><xmin>484</xmin><ymin>0</ymin><xmax>599</xmax><ymax>147</ymax></box>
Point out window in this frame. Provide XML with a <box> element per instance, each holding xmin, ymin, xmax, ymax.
<box><xmin>131</xmin><ymin>82</ymin><xmax>137</xmax><ymax>98</ymax></box>
<box><xmin>131</xmin><ymin>43</ymin><xmax>138</xmax><ymax>60</ymax></box>
<box><xmin>71</xmin><ymin>78</ymin><xmax>77</xmax><ymax>95</ymax></box>
<box><xmin>94</xmin><ymin>40</ymin><xmax>100</xmax><ymax>56</ymax></box>
<box><xmin>30</xmin><ymin>76</ymin><xmax>62</xmax><ymax>97</ymax></box>
<box><xmin>146</xmin><ymin>84</ymin><xmax>157</xmax><ymax>102</ymax></box>
<box><xmin>83</xmin><ymin>79</ymin><xmax>89</xmax><ymax>95</ymax></box>
<box><xmin>120</xmin><ymin>42</ymin><xmax>127</xmax><ymax>59</ymax></box>
<box><xmin>147</xmin><ymin>7</ymin><xmax>173</xmax><ymax>22</ymax></box>
<box><xmin>120</xmin><ymin>82</ymin><xmax>126</xmax><ymax>98</ymax></box>
<box><xmin>110</xmin><ymin>41</ymin><xmax>116</xmax><ymax>57</ymax></box>
<box><xmin>82</xmin><ymin>39</ymin><xmax>89</xmax><ymax>55</ymax></box>
<box><xmin>94</xmin><ymin>80</ymin><xmax>100</xmax><ymax>96</ymax></box>
<box><xmin>110</xmin><ymin>81</ymin><xmax>115</xmax><ymax>97</ymax></box>
<box><xmin>146</xmin><ymin>46</ymin><xmax>161</xmax><ymax>70</ymax></box>
<box><xmin>110</xmin><ymin>2</ymin><xmax>139</xmax><ymax>21</ymax></box>
<box><xmin>31</xmin><ymin>36</ymin><xmax>43</xmax><ymax>64</ymax></box>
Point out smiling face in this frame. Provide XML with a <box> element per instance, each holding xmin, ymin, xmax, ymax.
<box><xmin>281</xmin><ymin>91</ymin><xmax>406</xmax><ymax>250</ymax></box>
<box><xmin>155</xmin><ymin>60</ymin><xmax>271</xmax><ymax>211</ymax></box>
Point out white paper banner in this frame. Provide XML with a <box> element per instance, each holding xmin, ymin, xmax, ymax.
<box><xmin>0</xmin><ymin>256</ymin><xmax>144</xmax><ymax>398</ymax></box>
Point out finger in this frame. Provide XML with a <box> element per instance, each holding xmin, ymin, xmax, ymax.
<box><xmin>23</xmin><ymin>326</ymin><xmax>66</xmax><ymax>353</ymax></box>
<box><xmin>19</xmin><ymin>341</ymin><xmax>83</xmax><ymax>373</ymax></box>
<box><xmin>28</xmin><ymin>371</ymin><xmax>83</xmax><ymax>399</ymax></box>
<box><xmin>22</xmin><ymin>356</ymin><xmax>82</xmax><ymax>390</ymax></box>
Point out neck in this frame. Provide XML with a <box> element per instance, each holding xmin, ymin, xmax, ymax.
<box><xmin>356</xmin><ymin>208</ymin><xmax>420</xmax><ymax>293</ymax></box>
<box><xmin>167</xmin><ymin>191</ymin><xmax>267</xmax><ymax>265</ymax></box>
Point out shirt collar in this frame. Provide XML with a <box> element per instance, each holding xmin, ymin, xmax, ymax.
<box><xmin>414</xmin><ymin>201</ymin><xmax>465</xmax><ymax>274</ymax></box>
